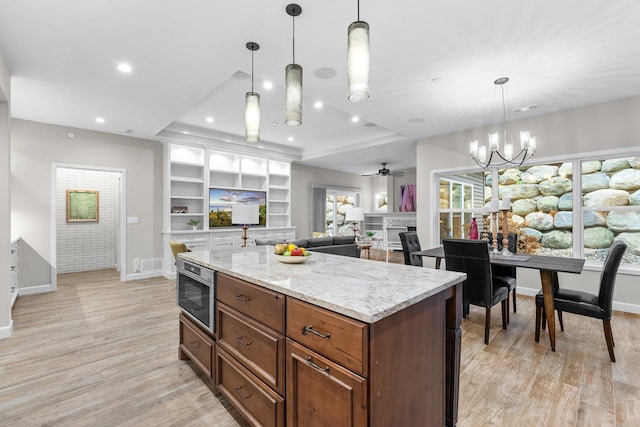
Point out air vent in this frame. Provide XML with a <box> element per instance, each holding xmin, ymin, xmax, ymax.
<box><xmin>141</xmin><ymin>258</ymin><xmax>163</xmax><ymax>272</ymax></box>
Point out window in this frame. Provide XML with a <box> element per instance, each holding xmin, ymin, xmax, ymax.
<box><xmin>434</xmin><ymin>150</ymin><xmax>640</xmax><ymax>272</ymax></box>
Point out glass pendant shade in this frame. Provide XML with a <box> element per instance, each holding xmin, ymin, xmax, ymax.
<box><xmin>285</xmin><ymin>63</ymin><xmax>303</xmax><ymax>126</ymax></box>
<box><xmin>245</xmin><ymin>91</ymin><xmax>260</xmax><ymax>142</ymax></box>
<box><xmin>347</xmin><ymin>20</ymin><xmax>370</xmax><ymax>102</ymax></box>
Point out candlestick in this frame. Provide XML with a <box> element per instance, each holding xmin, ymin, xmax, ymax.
<box><xmin>490</xmin><ymin>212</ymin><xmax>500</xmax><ymax>255</ymax></box>
<box><xmin>500</xmin><ymin>209</ymin><xmax>513</xmax><ymax>257</ymax></box>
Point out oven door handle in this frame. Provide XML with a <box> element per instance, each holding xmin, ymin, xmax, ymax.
<box><xmin>177</xmin><ymin>268</ymin><xmax>213</xmax><ymax>287</ymax></box>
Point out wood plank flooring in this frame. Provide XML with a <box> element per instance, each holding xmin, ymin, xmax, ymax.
<box><xmin>1</xmin><ymin>265</ymin><xmax>639</xmax><ymax>426</ymax></box>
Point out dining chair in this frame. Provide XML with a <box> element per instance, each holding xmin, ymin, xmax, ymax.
<box><xmin>169</xmin><ymin>240</ymin><xmax>189</xmax><ymax>264</ymax></box>
<box><xmin>442</xmin><ymin>238</ymin><xmax>509</xmax><ymax>345</ymax></box>
<box><xmin>385</xmin><ymin>226</ymin><xmax>407</xmax><ymax>262</ymax></box>
<box><xmin>490</xmin><ymin>232</ymin><xmax>518</xmax><ymax>318</ymax></box>
<box><xmin>399</xmin><ymin>231</ymin><xmax>423</xmax><ymax>267</ymax></box>
<box><xmin>534</xmin><ymin>240</ymin><xmax>627</xmax><ymax>362</ymax></box>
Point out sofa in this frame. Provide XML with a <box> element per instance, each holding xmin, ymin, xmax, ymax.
<box><xmin>255</xmin><ymin>235</ymin><xmax>361</xmax><ymax>258</ymax></box>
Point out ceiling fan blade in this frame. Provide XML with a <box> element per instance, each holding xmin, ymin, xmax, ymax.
<box><xmin>388</xmin><ymin>171</ymin><xmax>404</xmax><ymax>177</ymax></box>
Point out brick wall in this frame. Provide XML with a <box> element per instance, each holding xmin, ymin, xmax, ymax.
<box><xmin>56</xmin><ymin>168</ymin><xmax>119</xmax><ymax>273</ymax></box>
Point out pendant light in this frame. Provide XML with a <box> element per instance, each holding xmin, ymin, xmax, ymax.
<box><xmin>285</xmin><ymin>4</ymin><xmax>303</xmax><ymax>126</ymax></box>
<box><xmin>245</xmin><ymin>42</ymin><xmax>261</xmax><ymax>142</ymax></box>
<box><xmin>347</xmin><ymin>0</ymin><xmax>370</xmax><ymax>102</ymax></box>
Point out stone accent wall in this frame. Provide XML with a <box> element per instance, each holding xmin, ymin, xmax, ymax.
<box><xmin>488</xmin><ymin>158</ymin><xmax>640</xmax><ymax>257</ymax></box>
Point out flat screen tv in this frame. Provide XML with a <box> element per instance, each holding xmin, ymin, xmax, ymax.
<box><xmin>209</xmin><ymin>188</ymin><xmax>267</xmax><ymax>228</ymax></box>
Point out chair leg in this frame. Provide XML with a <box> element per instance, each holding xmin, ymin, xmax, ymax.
<box><xmin>535</xmin><ymin>306</ymin><xmax>542</xmax><ymax>342</ymax></box>
<box><xmin>512</xmin><ymin>289</ymin><xmax>517</xmax><ymax>313</ymax></box>
<box><xmin>541</xmin><ymin>307</ymin><xmax>547</xmax><ymax>330</ymax></box>
<box><xmin>603</xmin><ymin>320</ymin><xmax>616</xmax><ymax>363</ymax></box>
<box><xmin>558</xmin><ymin>311</ymin><xmax>564</xmax><ymax>332</ymax></box>
<box><xmin>505</xmin><ymin>297</ymin><xmax>510</xmax><ymax>324</ymax></box>
<box><xmin>484</xmin><ymin>307</ymin><xmax>491</xmax><ymax>345</ymax></box>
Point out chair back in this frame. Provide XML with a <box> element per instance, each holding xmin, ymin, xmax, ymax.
<box><xmin>169</xmin><ymin>240</ymin><xmax>188</xmax><ymax>261</ymax></box>
<box><xmin>442</xmin><ymin>238</ymin><xmax>493</xmax><ymax>307</ymax></box>
<box><xmin>399</xmin><ymin>231</ymin><xmax>423</xmax><ymax>267</ymax></box>
<box><xmin>598</xmin><ymin>240</ymin><xmax>626</xmax><ymax>317</ymax></box>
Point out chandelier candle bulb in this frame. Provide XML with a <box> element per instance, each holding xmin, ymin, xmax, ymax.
<box><xmin>504</xmin><ymin>143</ymin><xmax>513</xmax><ymax>160</ymax></box>
<box><xmin>469</xmin><ymin>140</ymin><xmax>479</xmax><ymax>156</ymax></box>
<box><xmin>488</xmin><ymin>132</ymin><xmax>499</xmax><ymax>151</ymax></box>
<box><xmin>520</xmin><ymin>130</ymin><xmax>530</xmax><ymax>148</ymax></box>
<box><xmin>479</xmin><ymin>145</ymin><xmax>487</xmax><ymax>163</ymax></box>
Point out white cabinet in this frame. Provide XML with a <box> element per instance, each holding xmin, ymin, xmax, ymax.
<box><xmin>364</xmin><ymin>213</ymin><xmax>416</xmax><ymax>250</ymax></box>
<box><xmin>268</xmin><ymin>160</ymin><xmax>291</xmax><ymax>228</ymax></box>
<box><xmin>10</xmin><ymin>238</ymin><xmax>19</xmax><ymax>308</ymax></box>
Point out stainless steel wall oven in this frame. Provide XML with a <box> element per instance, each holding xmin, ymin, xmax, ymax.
<box><xmin>176</xmin><ymin>258</ymin><xmax>215</xmax><ymax>334</ymax></box>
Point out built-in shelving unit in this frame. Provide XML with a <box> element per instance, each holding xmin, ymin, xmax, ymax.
<box><xmin>364</xmin><ymin>212</ymin><xmax>417</xmax><ymax>250</ymax></box>
<box><xmin>163</xmin><ymin>142</ymin><xmax>295</xmax><ymax>277</ymax></box>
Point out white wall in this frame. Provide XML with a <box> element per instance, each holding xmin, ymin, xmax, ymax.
<box><xmin>10</xmin><ymin>119</ymin><xmax>164</xmax><ymax>279</ymax></box>
<box><xmin>0</xmin><ymin>48</ymin><xmax>11</xmax><ymax>337</ymax></box>
<box><xmin>56</xmin><ymin>168</ymin><xmax>119</xmax><ymax>273</ymax></box>
<box><xmin>416</xmin><ymin>95</ymin><xmax>640</xmax><ymax>308</ymax></box>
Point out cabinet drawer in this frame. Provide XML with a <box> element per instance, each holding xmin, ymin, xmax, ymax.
<box><xmin>286</xmin><ymin>339</ymin><xmax>367</xmax><ymax>427</ymax></box>
<box><xmin>179</xmin><ymin>313</ymin><xmax>214</xmax><ymax>378</ymax></box>
<box><xmin>216</xmin><ymin>346</ymin><xmax>285</xmax><ymax>427</ymax></box>
<box><xmin>217</xmin><ymin>273</ymin><xmax>285</xmax><ymax>333</ymax></box>
<box><xmin>286</xmin><ymin>298</ymin><xmax>369</xmax><ymax>376</ymax></box>
<box><xmin>217</xmin><ymin>303</ymin><xmax>285</xmax><ymax>395</ymax></box>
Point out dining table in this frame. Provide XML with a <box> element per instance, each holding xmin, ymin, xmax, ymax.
<box><xmin>414</xmin><ymin>246</ymin><xmax>585</xmax><ymax>352</ymax></box>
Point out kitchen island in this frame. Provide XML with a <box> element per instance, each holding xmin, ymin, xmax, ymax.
<box><xmin>178</xmin><ymin>246</ymin><xmax>465</xmax><ymax>427</ymax></box>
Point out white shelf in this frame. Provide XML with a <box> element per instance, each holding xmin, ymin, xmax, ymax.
<box><xmin>170</xmin><ymin>196</ymin><xmax>204</xmax><ymax>200</ymax></box>
<box><xmin>170</xmin><ymin>177</ymin><xmax>204</xmax><ymax>183</ymax></box>
<box><xmin>171</xmin><ymin>213</ymin><xmax>203</xmax><ymax>217</ymax></box>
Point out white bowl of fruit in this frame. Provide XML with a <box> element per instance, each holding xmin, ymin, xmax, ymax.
<box><xmin>274</xmin><ymin>243</ymin><xmax>311</xmax><ymax>264</ymax></box>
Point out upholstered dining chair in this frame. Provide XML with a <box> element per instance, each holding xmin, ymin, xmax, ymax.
<box><xmin>443</xmin><ymin>238</ymin><xmax>509</xmax><ymax>345</ymax></box>
<box><xmin>399</xmin><ymin>231</ymin><xmax>423</xmax><ymax>267</ymax></box>
<box><xmin>490</xmin><ymin>232</ymin><xmax>518</xmax><ymax>319</ymax></box>
<box><xmin>169</xmin><ymin>240</ymin><xmax>189</xmax><ymax>263</ymax></box>
<box><xmin>534</xmin><ymin>240</ymin><xmax>627</xmax><ymax>362</ymax></box>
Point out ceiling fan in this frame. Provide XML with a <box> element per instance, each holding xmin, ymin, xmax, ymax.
<box><xmin>362</xmin><ymin>163</ymin><xmax>404</xmax><ymax>177</ymax></box>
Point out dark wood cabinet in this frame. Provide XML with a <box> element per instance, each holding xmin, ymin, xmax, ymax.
<box><xmin>179</xmin><ymin>312</ymin><xmax>214</xmax><ymax>378</ymax></box>
<box><xmin>286</xmin><ymin>339</ymin><xmax>367</xmax><ymax>427</ymax></box>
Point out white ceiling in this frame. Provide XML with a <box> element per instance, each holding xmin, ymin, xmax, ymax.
<box><xmin>2</xmin><ymin>1</ymin><xmax>640</xmax><ymax>175</ymax></box>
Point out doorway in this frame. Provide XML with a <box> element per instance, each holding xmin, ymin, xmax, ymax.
<box><xmin>51</xmin><ymin>164</ymin><xmax>126</xmax><ymax>286</ymax></box>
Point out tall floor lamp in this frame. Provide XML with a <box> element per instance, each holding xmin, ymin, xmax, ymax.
<box><xmin>232</xmin><ymin>204</ymin><xmax>260</xmax><ymax>247</ymax></box>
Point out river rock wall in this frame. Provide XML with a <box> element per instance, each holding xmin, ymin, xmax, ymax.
<box><xmin>487</xmin><ymin>158</ymin><xmax>640</xmax><ymax>256</ymax></box>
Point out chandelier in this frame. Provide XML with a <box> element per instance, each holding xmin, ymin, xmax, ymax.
<box><xmin>469</xmin><ymin>77</ymin><xmax>537</xmax><ymax>169</ymax></box>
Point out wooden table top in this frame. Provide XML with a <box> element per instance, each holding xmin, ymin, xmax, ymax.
<box><xmin>415</xmin><ymin>247</ymin><xmax>585</xmax><ymax>274</ymax></box>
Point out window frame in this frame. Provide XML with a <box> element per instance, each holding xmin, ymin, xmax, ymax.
<box><xmin>431</xmin><ymin>147</ymin><xmax>640</xmax><ymax>276</ymax></box>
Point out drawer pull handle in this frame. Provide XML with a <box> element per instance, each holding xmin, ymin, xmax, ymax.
<box><xmin>306</xmin><ymin>357</ymin><xmax>330</xmax><ymax>373</ymax></box>
<box><xmin>11</xmin><ymin>266</ymin><xmax>16</xmax><ymax>271</ymax></box>
<box><xmin>235</xmin><ymin>294</ymin><xmax>251</xmax><ymax>302</ymax></box>
<box><xmin>302</xmin><ymin>325</ymin><xmax>331</xmax><ymax>339</ymax></box>
<box><xmin>189</xmin><ymin>341</ymin><xmax>201</xmax><ymax>350</ymax></box>
<box><xmin>236</xmin><ymin>336</ymin><xmax>252</xmax><ymax>346</ymax></box>
<box><xmin>11</xmin><ymin>249</ymin><xmax>16</xmax><ymax>254</ymax></box>
<box><xmin>235</xmin><ymin>386</ymin><xmax>252</xmax><ymax>399</ymax></box>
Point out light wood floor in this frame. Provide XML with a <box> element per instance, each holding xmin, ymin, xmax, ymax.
<box><xmin>2</xmin><ymin>264</ymin><xmax>639</xmax><ymax>426</ymax></box>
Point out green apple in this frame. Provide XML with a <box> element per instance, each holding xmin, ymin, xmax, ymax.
<box><xmin>283</xmin><ymin>251</ymin><xmax>291</xmax><ymax>256</ymax></box>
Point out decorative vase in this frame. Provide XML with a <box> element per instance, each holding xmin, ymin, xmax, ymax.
<box><xmin>191</xmin><ymin>225</ymin><xmax>197</xmax><ymax>230</ymax></box>
<box><xmin>469</xmin><ymin>218</ymin><xmax>479</xmax><ymax>240</ymax></box>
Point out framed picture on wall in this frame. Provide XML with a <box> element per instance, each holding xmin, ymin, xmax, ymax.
<box><xmin>66</xmin><ymin>190</ymin><xmax>99</xmax><ymax>222</ymax></box>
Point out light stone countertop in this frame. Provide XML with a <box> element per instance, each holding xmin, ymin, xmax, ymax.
<box><xmin>179</xmin><ymin>246</ymin><xmax>466</xmax><ymax>323</ymax></box>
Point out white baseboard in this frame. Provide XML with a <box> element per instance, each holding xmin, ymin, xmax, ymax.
<box><xmin>19</xmin><ymin>284</ymin><xmax>54</xmax><ymax>295</ymax></box>
<box><xmin>163</xmin><ymin>269</ymin><xmax>176</xmax><ymax>281</ymax></box>
<box><xmin>0</xmin><ymin>320</ymin><xmax>14</xmax><ymax>339</ymax></box>
<box><xmin>517</xmin><ymin>287</ymin><xmax>640</xmax><ymax>315</ymax></box>
<box><xmin>124</xmin><ymin>269</ymin><xmax>165</xmax><ymax>281</ymax></box>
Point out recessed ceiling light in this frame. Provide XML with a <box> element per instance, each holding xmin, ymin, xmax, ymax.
<box><xmin>351</xmin><ymin>116</ymin><xmax>360</xmax><ymax>123</ymax></box>
<box><xmin>513</xmin><ymin>104</ymin><xmax>540</xmax><ymax>113</ymax></box>
<box><xmin>67</xmin><ymin>131</ymin><xmax>76</xmax><ymax>138</ymax></box>
<box><xmin>224</xmin><ymin>139</ymin><xmax>231</xmax><ymax>142</ymax></box>
<box><xmin>272</xmin><ymin>121</ymin><xmax>278</xmax><ymax>126</ymax></box>
<box><xmin>431</xmin><ymin>77</ymin><xmax>440</xmax><ymax>83</ymax></box>
<box><xmin>95</xmin><ymin>117</ymin><xmax>105</xmax><ymax>123</ymax></box>
<box><xmin>206</xmin><ymin>116</ymin><xmax>214</xmax><ymax>123</ymax></box>
<box><xmin>408</xmin><ymin>117</ymin><xmax>424</xmax><ymax>123</ymax></box>
<box><xmin>314</xmin><ymin>101</ymin><xmax>323</xmax><ymax>109</ymax></box>
<box><xmin>258</xmin><ymin>145</ymin><xmax>265</xmax><ymax>149</ymax></box>
<box><xmin>117</xmin><ymin>63</ymin><xmax>132</xmax><ymax>73</ymax></box>
<box><xmin>288</xmin><ymin>137</ymin><xmax>294</xmax><ymax>142</ymax></box>
<box><xmin>364</xmin><ymin>122</ymin><xmax>376</xmax><ymax>128</ymax></box>
<box><xmin>263</xmin><ymin>81</ymin><xmax>273</xmax><ymax>90</ymax></box>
